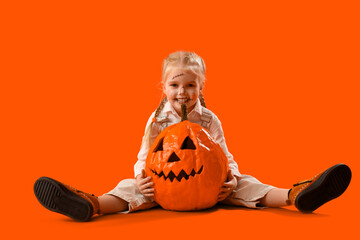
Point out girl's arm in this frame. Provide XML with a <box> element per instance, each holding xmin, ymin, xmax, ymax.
<box><xmin>209</xmin><ymin>114</ymin><xmax>242</xmax><ymax>181</ymax></box>
<box><xmin>134</xmin><ymin>112</ymin><xmax>161</xmax><ymax>197</ymax></box>
<box><xmin>134</xmin><ymin>111</ymin><xmax>159</xmax><ymax>178</ymax></box>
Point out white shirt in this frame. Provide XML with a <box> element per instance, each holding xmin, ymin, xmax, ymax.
<box><xmin>134</xmin><ymin>99</ymin><xmax>241</xmax><ymax>179</ymax></box>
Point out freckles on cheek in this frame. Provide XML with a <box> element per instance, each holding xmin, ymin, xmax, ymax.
<box><xmin>190</xmin><ymin>92</ymin><xmax>198</xmax><ymax>99</ymax></box>
<box><xmin>167</xmin><ymin>90</ymin><xmax>175</xmax><ymax>98</ymax></box>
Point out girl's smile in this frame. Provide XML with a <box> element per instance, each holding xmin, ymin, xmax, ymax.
<box><xmin>163</xmin><ymin>70</ymin><xmax>202</xmax><ymax>116</ymax></box>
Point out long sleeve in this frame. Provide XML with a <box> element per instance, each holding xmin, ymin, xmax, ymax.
<box><xmin>134</xmin><ymin>111</ymin><xmax>160</xmax><ymax>178</ymax></box>
<box><xmin>208</xmin><ymin>114</ymin><xmax>241</xmax><ymax>179</ymax></box>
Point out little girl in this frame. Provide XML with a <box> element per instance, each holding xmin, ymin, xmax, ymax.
<box><xmin>34</xmin><ymin>51</ymin><xmax>352</xmax><ymax>221</ymax></box>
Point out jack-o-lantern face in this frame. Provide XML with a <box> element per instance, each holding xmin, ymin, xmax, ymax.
<box><xmin>145</xmin><ymin>119</ymin><xmax>229</xmax><ymax>211</ymax></box>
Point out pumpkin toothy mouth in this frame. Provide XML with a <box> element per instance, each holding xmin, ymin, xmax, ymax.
<box><xmin>150</xmin><ymin>165</ymin><xmax>203</xmax><ymax>182</ymax></box>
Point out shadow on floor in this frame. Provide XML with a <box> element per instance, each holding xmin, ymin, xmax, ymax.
<box><xmin>63</xmin><ymin>204</ymin><xmax>328</xmax><ymax>225</ymax></box>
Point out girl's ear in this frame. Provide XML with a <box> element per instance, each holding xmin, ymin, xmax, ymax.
<box><xmin>198</xmin><ymin>76</ymin><xmax>204</xmax><ymax>93</ymax></box>
<box><xmin>162</xmin><ymin>83</ymin><xmax>166</xmax><ymax>94</ymax></box>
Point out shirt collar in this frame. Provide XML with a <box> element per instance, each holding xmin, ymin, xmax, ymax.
<box><xmin>192</xmin><ymin>98</ymin><xmax>203</xmax><ymax>115</ymax></box>
<box><xmin>163</xmin><ymin>98</ymin><xmax>202</xmax><ymax>117</ymax></box>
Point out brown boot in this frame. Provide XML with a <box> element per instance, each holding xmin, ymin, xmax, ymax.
<box><xmin>34</xmin><ymin>177</ymin><xmax>100</xmax><ymax>221</ymax></box>
<box><xmin>288</xmin><ymin>164</ymin><xmax>351</xmax><ymax>213</ymax></box>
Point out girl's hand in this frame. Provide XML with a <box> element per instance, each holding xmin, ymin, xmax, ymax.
<box><xmin>217</xmin><ymin>171</ymin><xmax>238</xmax><ymax>202</ymax></box>
<box><xmin>136</xmin><ymin>169</ymin><xmax>155</xmax><ymax>198</ymax></box>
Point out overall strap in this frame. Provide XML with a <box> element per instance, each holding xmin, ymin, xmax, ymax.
<box><xmin>155</xmin><ymin>112</ymin><xmax>170</xmax><ymax>128</ymax></box>
<box><xmin>155</xmin><ymin>109</ymin><xmax>213</xmax><ymax>129</ymax></box>
<box><xmin>200</xmin><ymin>108</ymin><xmax>212</xmax><ymax>129</ymax></box>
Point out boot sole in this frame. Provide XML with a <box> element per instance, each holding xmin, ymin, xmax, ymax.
<box><xmin>295</xmin><ymin>164</ymin><xmax>352</xmax><ymax>213</ymax></box>
<box><xmin>34</xmin><ymin>177</ymin><xmax>93</xmax><ymax>221</ymax></box>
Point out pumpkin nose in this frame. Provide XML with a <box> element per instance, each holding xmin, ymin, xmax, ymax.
<box><xmin>168</xmin><ymin>152</ymin><xmax>181</xmax><ymax>162</ymax></box>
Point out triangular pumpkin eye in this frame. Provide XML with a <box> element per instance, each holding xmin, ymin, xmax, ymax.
<box><xmin>181</xmin><ymin>136</ymin><xmax>196</xmax><ymax>150</ymax></box>
<box><xmin>154</xmin><ymin>138</ymin><xmax>164</xmax><ymax>152</ymax></box>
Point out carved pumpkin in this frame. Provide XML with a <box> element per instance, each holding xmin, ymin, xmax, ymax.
<box><xmin>145</xmin><ymin>104</ymin><xmax>229</xmax><ymax>211</ymax></box>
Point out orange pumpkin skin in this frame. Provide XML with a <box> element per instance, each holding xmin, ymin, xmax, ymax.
<box><xmin>145</xmin><ymin>120</ymin><xmax>229</xmax><ymax>211</ymax></box>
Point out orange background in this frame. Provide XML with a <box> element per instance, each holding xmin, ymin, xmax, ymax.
<box><xmin>1</xmin><ymin>1</ymin><xmax>359</xmax><ymax>239</ymax></box>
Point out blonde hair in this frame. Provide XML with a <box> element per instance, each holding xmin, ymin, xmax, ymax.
<box><xmin>143</xmin><ymin>51</ymin><xmax>207</xmax><ymax>148</ymax></box>
<box><xmin>162</xmin><ymin>51</ymin><xmax>206</xmax><ymax>87</ymax></box>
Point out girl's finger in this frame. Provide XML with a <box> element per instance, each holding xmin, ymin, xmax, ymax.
<box><xmin>142</xmin><ymin>188</ymin><xmax>154</xmax><ymax>193</ymax></box>
<box><xmin>220</xmin><ymin>188</ymin><xmax>230</xmax><ymax>193</ymax></box>
<box><xmin>217</xmin><ymin>196</ymin><xmax>226</xmax><ymax>201</ymax></box>
<box><xmin>144</xmin><ymin>193</ymin><xmax>154</xmax><ymax>197</ymax></box>
<box><xmin>218</xmin><ymin>190</ymin><xmax>232</xmax><ymax>199</ymax></box>
<box><xmin>217</xmin><ymin>193</ymin><xmax>227</xmax><ymax>199</ymax></box>
<box><xmin>139</xmin><ymin>182</ymin><xmax>154</xmax><ymax>191</ymax></box>
<box><xmin>138</xmin><ymin>178</ymin><xmax>147</xmax><ymax>185</ymax></box>
<box><xmin>143</xmin><ymin>182</ymin><xmax>154</xmax><ymax>189</ymax></box>
<box><xmin>139</xmin><ymin>176</ymin><xmax>152</xmax><ymax>185</ymax></box>
<box><xmin>222</xmin><ymin>182</ymin><xmax>232</xmax><ymax>187</ymax></box>
<box><xmin>221</xmin><ymin>186</ymin><xmax>232</xmax><ymax>191</ymax></box>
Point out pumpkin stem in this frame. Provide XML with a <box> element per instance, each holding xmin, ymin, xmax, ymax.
<box><xmin>181</xmin><ymin>104</ymin><xmax>188</xmax><ymax>121</ymax></box>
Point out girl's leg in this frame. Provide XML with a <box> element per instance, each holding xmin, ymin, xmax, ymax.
<box><xmin>259</xmin><ymin>188</ymin><xmax>290</xmax><ymax>208</ymax></box>
<box><xmin>98</xmin><ymin>195</ymin><xmax>129</xmax><ymax>214</ymax></box>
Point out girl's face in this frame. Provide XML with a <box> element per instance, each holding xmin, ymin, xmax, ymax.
<box><xmin>163</xmin><ymin>70</ymin><xmax>202</xmax><ymax>116</ymax></box>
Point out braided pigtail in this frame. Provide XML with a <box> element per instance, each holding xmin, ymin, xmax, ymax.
<box><xmin>143</xmin><ymin>97</ymin><xmax>168</xmax><ymax>148</ymax></box>
<box><xmin>154</xmin><ymin>97</ymin><xmax>167</xmax><ymax>119</ymax></box>
<box><xmin>199</xmin><ymin>93</ymin><xmax>206</xmax><ymax>108</ymax></box>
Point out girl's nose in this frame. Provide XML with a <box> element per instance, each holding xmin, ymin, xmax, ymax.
<box><xmin>179</xmin><ymin>87</ymin><xmax>185</xmax><ymax>94</ymax></box>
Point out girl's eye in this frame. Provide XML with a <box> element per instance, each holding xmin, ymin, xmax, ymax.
<box><xmin>188</xmin><ymin>84</ymin><xmax>195</xmax><ymax>87</ymax></box>
<box><xmin>170</xmin><ymin>84</ymin><xmax>178</xmax><ymax>87</ymax></box>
